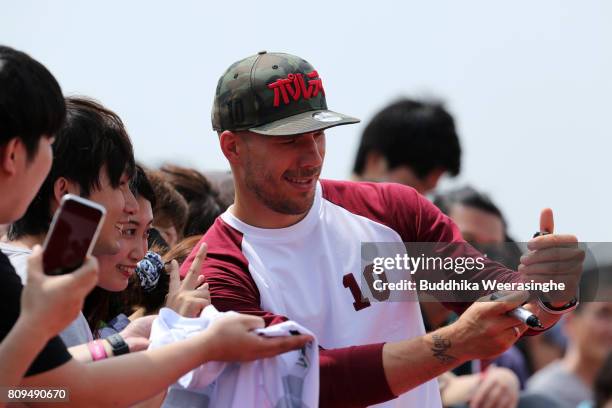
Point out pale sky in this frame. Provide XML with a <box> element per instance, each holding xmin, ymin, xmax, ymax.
<box><xmin>2</xmin><ymin>0</ymin><xmax>610</xmax><ymax>241</ymax></box>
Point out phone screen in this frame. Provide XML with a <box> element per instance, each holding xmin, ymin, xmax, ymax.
<box><xmin>43</xmin><ymin>197</ymin><xmax>104</xmax><ymax>275</ymax></box>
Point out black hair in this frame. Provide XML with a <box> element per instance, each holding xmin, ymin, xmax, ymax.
<box><xmin>434</xmin><ymin>186</ymin><xmax>522</xmax><ymax>269</ymax></box>
<box><xmin>146</xmin><ymin>170</ymin><xmax>188</xmax><ymax>236</ymax></box>
<box><xmin>353</xmin><ymin>98</ymin><xmax>461</xmax><ymax>179</ymax></box>
<box><xmin>434</xmin><ymin>186</ymin><xmax>506</xmax><ymax>230</ymax></box>
<box><xmin>0</xmin><ymin>45</ymin><xmax>65</xmax><ymax>159</ymax></box>
<box><xmin>84</xmin><ymin>165</ymin><xmax>156</xmax><ymax>335</ymax></box>
<box><xmin>183</xmin><ymin>196</ymin><xmax>224</xmax><ymax>237</ymax></box>
<box><xmin>8</xmin><ymin>97</ymin><xmax>135</xmax><ymax>239</ymax></box>
<box><xmin>160</xmin><ymin>164</ymin><xmax>226</xmax><ymax>237</ymax></box>
<box><xmin>130</xmin><ymin>164</ymin><xmax>157</xmax><ymax>209</ymax></box>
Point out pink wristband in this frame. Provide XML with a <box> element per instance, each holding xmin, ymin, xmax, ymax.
<box><xmin>87</xmin><ymin>340</ymin><xmax>108</xmax><ymax>361</ymax></box>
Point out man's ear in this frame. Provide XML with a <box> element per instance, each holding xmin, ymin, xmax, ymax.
<box><xmin>52</xmin><ymin>177</ymin><xmax>81</xmax><ymax>206</ymax></box>
<box><xmin>0</xmin><ymin>137</ymin><xmax>22</xmax><ymax>176</ymax></box>
<box><xmin>219</xmin><ymin>130</ymin><xmax>243</xmax><ymax>164</ymax></box>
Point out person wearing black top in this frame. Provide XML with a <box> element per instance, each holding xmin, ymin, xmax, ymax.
<box><xmin>0</xmin><ymin>45</ymin><xmax>100</xmax><ymax>395</ymax></box>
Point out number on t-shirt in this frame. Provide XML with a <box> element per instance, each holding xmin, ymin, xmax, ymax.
<box><xmin>343</xmin><ymin>265</ymin><xmax>391</xmax><ymax>311</ymax></box>
<box><xmin>343</xmin><ymin>273</ymin><xmax>371</xmax><ymax>311</ymax></box>
<box><xmin>363</xmin><ymin>264</ymin><xmax>391</xmax><ymax>302</ymax></box>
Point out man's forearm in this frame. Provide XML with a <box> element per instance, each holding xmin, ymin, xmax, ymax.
<box><xmin>318</xmin><ymin>325</ymin><xmax>471</xmax><ymax>406</ymax></box>
<box><xmin>383</xmin><ymin>325</ymin><xmax>467</xmax><ymax>396</ymax></box>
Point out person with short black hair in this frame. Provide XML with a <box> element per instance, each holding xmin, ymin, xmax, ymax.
<box><xmin>0</xmin><ymin>44</ymin><xmax>99</xmax><ymax>394</ymax></box>
<box><xmin>8</xmin><ymin>96</ymin><xmax>138</xmax><ymax>248</ymax></box>
<box><xmin>3</xmin><ymin>96</ymin><xmax>140</xmax><ymax>348</ymax></box>
<box><xmin>352</xmin><ymin>98</ymin><xmax>461</xmax><ymax>194</ymax></box>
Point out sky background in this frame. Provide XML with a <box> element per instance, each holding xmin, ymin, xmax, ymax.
<box><xmin>2</xmin><ymin>0</ymin><xmax>610</xmax><ymax>242</ymax></box>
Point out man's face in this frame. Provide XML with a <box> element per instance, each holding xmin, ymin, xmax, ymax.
<box><xmin>88</xmin><ymin>166</ymin><xmax>139</xmax><ymax>256</ymax></box>
<box><xmin>6</xmin><ymin>136</ymin><xmax>54</xmax><ymax>224</ymax></box>
<box><xmin>97</xmin><ymin>196</ymin><xmax>152</xmax><ymax>291</ymax></box>
<box><xmin>448</xmin><ymin>204</ymin><xmax>505</xmax><ymax>245</ymax></box>
<box><xmin>239</xmin><ymin>130</ymin><xmax>325</xmax><ymax>215</ymax></box>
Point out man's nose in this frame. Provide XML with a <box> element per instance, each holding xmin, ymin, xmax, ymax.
<box><xmin>298</xmin><ymin>133</ymin><xmax>323</xmax><ymax>168</ymax></box>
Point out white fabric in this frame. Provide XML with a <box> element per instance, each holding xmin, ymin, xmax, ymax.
<box><xmin>149</xmin><ymin>306</ymin><xmax>319</xmax><ymax>408</ymax></box>
<box><xmin>220</xmin><ymin>182</ymin><xmax>441</xmax><ymax>408</ymax></box>
<box><xmin>0</xmin><ymin>243</ymin><xmax>93</xmax><ymax>346</ymax></box>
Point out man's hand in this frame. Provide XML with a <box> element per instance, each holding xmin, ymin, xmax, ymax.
<box><xmin>519</xmin><ymin>208</ymin><xmax>584</xmax><ymax>305</ymax></box>
<box><xmin>165</xmin><ymin>243</ymin><xmax>211</xmax><ymax>317</ymax></box>
<box><xmin>200</xmin><ymin>313</ymin><xmax>313</xmax><ymax>362</ymax></box>
<box><xmin>445</xmin><ymin>291</ymin><xmax>529</xmax><ymax>362</ymax></box>
<box><xmin>120</xmin><ymin>315</ymin><xmax>157</xmax><ymax>352</ymax></box>
<box><xmin>20</xmin><ymin>245</ymin><xmax>99</xmax><ymax>339</ymax></box>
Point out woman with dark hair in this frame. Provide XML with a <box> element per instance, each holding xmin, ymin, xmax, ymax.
<box><xmin>159</xmin><ymin>164</ymin><xmax>227</xmax><ymax>237</ymax></box>
<box><xmin>87</xmin><ymin>167</ymin><xmax>209</xmax><ymax>340</ymax></box>
<box><xmin>83</xmin><ymin>165</ymin><xmax>158</xmax><ymax>338</ymax></box>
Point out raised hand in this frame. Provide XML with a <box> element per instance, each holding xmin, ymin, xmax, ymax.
<box><xmin>165</xmin><ymin>243</ymin><xmax>211</xmax><ymax>317</ymax></box>
<box><xmin>518</xmin><ymin>208</ymin><xmax>584</xmax><ymax>305</ymax></box>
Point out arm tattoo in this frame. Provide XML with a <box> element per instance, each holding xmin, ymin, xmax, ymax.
<box><xmin>431</xmin><ymin>334</ymin><xmax>457</xmax><ymax>364</ymax></box>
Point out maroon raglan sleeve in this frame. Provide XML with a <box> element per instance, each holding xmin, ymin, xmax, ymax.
<box><xmin>379</xmin><ymin>183</ymin><xmax>546</xmax><ymax>336</ymax></box>
<box><xmin>377</xmin><ymin>183</ymin><xmax>521</xmax><ymax>312</ymax></box>
<box><xmin>180</xmin><ymin>217</ymin><xmax>396</xmax><ymax>407</ymax></box>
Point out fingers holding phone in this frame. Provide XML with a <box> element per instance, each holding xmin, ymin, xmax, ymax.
<box><xmin>21</xmin><ymin>245</ymin><xmax>99</xmax><ymax>339</ymax></box>
<box><xmin>42</xmin><ymin>194</ymin><xmax>106</xmax><ymax>276</ymax></box>
<box><xmin>19</xmin><ymin>194</ymin><xmax>105</xmax><ymax>339</ymax></box>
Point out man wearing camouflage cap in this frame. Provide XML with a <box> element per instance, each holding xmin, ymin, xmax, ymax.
<box><xmin>182</xmin><ymin>51</ymin><xmax>582</xmax><ymax>407</ymax></box>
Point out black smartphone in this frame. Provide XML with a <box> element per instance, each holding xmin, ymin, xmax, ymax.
<box><xmin>42</xmin><ymin>194</ymin><xmax>106</xmax><ymax>275</ymax></box>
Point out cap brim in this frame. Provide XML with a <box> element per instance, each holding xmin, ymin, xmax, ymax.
<box><xmin>249</xmin><ymin>109</ymin><xmax>360</xmax><ymax>136</ymax></box>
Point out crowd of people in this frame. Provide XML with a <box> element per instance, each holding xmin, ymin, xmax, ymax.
<box><xmin>0</xmin><ymin>45</ymin><xmax>609</xmax><ymax>408</ymax></box>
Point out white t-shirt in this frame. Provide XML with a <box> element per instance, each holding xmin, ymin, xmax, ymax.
<box><xmin>149</xmin><ymin>306</ymin><xmax>319</xmax><ymax>408</ymax></box>
<box><xmin>182</xmin><ymin>180</ymin><xmax>452</xmax><ymax>407</ymax></box>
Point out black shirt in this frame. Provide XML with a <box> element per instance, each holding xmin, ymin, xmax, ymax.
<box><xmin>0</xmin><ymin>251</ymin><xmax>72</xmax><ymax>376</ymax></box>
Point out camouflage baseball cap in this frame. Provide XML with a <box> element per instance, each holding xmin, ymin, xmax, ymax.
<box><xmin>212</xmin><ymin>51</ymin><xmax>359</xmax><ymax>136</ymax></box>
